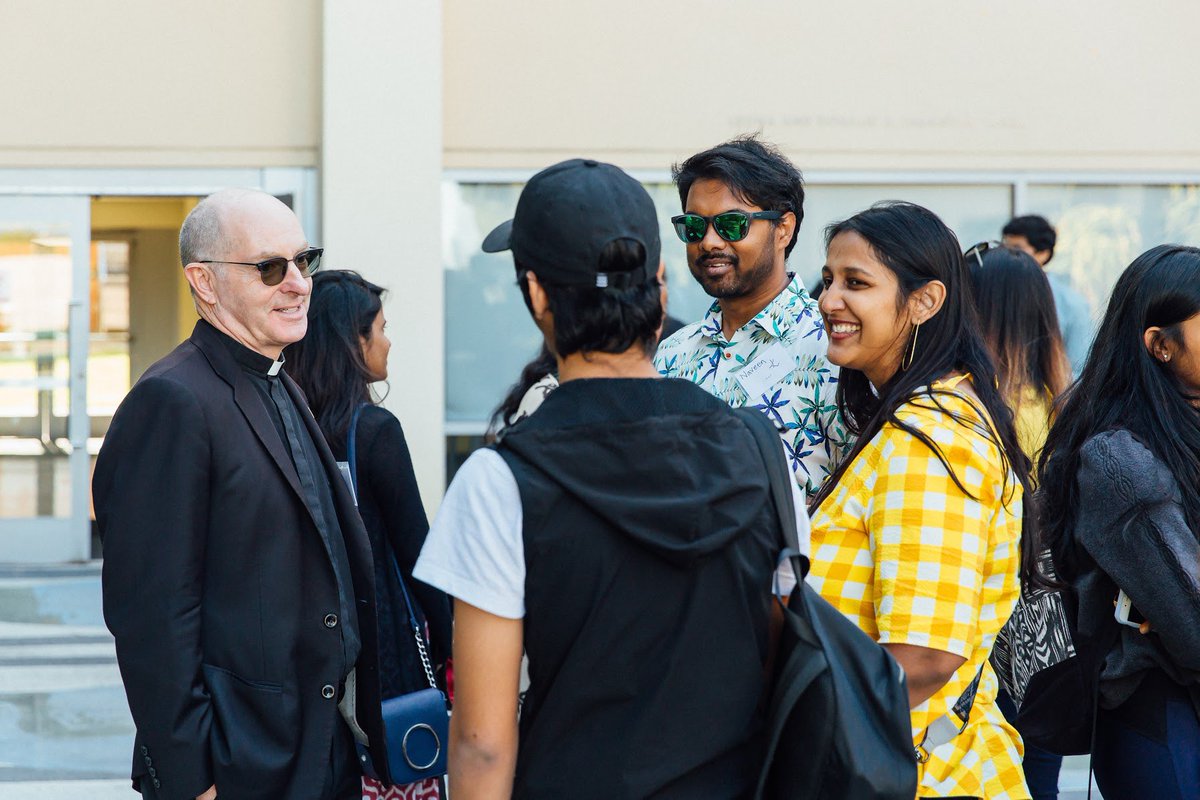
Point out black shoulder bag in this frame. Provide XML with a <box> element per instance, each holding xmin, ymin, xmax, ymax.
<box><xmin>736</xmin><ymin>408</ymin><xmax>917</xmax><ymax>800</ymax></box>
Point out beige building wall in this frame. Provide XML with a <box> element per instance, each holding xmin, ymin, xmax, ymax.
<box><xmin>7</xmin><ymin>1</ymin><xmax>1197</xmax><ymax>174</ymax></box>
<box><xmin>2</xmin><ymin>0</ymin><xmax>321</xmax><ymax>168</ymax></box>
<box><xmin>444</xmin><ymin>0</ymin><xmax>1200</xmax><ymax>173</ymax></box>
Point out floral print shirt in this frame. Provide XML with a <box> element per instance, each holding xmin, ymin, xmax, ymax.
<box><xmin>654</xmin><ymin>274</ymin><xmax>851</xmax><ymax>498</ymax></box>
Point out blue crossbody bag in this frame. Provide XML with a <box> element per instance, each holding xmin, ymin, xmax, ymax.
<box><xmin>344</xmin><ymin>404</ymin><xmax>449</xmax><ymax>786</ymax></box>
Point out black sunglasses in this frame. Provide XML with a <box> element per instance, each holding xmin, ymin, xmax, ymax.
<box><xmin>964</xmin><ymin>240</ymin><xmax>1002</xmax><ymax>268</ymax></box>
<box><xmin>199</xmin><ymin>247</ymin><xmax>324</xmax><ymax>286</ymax></box>
<box><xmin>671</xmin><ymin>210</ymin><xmax>783</xmax><ymax>244</ymax></box>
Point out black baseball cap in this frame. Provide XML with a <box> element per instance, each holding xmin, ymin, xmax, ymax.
<box><xmin>481</xmin><ymin>158</ymin><xmax>661</xmax><ymax>289</ymax></box>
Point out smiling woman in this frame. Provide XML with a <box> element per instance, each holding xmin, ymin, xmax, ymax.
<box><xmin>808</xmin><ymin>202</ymin><xmax>1040</xmax><ymax>800</ymax></box>
<box><xmin>820</xmin><ymin>231</ymin><xmax>939</xmax><ymax>389</ymax></box>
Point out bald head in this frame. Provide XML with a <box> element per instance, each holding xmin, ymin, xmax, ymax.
<box><xmin>180</xmin><ymin>188</ymin><xmax>313</xmax><ymax>358</ymax></box>
<box><xmin>179</xmin><ymin>189</ymin><xmax>297</xmax><ymax>267</ymax></box>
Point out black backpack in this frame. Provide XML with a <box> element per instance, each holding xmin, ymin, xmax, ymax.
<box><xmin>737</xmin><ymin>409</ymin><xmax>918</xmax><ymax>800</ymax></box>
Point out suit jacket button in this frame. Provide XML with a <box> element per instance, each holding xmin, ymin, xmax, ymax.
<box><xmin>144</xmin><ymin>756</ymin><xmax>152</xmax><ymax>766</ymax></box>
<box><xmin>153</xmin><ymin>778</ymin><xmax>161</xmax><ymax>789</ymax></box>
<box><xmin>148</xmin><ymin>767</ymin><xmax>157</xmax><ymax>777</ymax></box>
<box><xmin>324</xmin><ymin>613</ymin><xmax>338</xmax><ymax>628</ymax></box>
<box><xmin>322</xmin><ymin>684</ymin><xmax>336</xmax><ymax>699</ymax></box>
<box><xmin>140</xmin><ymin>745</ymin><xmax>148</xmax><ymax>756</ymax></box>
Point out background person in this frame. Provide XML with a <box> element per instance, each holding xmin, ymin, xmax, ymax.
<box><xmin>487</xmin><ymin>344</ymin><xmax>558</xmax><ymax>438</ymax></box>
<box><xmin>809</xmin><ymin>202</ymin><xmax>1035</xmax><ymax>799</ymax></box>
<box><xmin>95</xmin><ymin>190</ymin><xmax>389</xmax><ymax>800</ymax></box>
<box><xmin>1002</xmin><ymin>215</ymin><xmax>1093</xmax><ymax>375</ymax></box>
<box><xmin>968</xmin><ymin>243</ymin><xmax>1071</xmax><ymax>800</ymax></box>
<box><xmin>968</xmin><ymin>243</ymin><xmax>1072</xmax><ymax>465</ymax></box>
<box><xmin>1038</xmin><ymin>245</ymin><xmax>1200</xmax><ymax>799</ymax></box>
<box><xmin>287</xmin><ymin>270</ymin><xmax>452</xmax><ymax>800</ymax></box>
<box><xmin>655</xmin><ymin>135</ymin><xmax>850</xmax><ymax>498</ymax></box>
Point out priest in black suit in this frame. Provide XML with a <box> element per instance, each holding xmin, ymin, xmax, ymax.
<box><xmin>95</xmin><ymin>189</ymin><xmax>390</xmax><ymax>800</ymax></box>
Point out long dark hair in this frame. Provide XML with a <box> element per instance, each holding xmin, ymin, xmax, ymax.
<box><xmin>1039</xmin><ymin>245</ymin><xmax>1200</xmax><ymax>579</ymax></box>
<box><xmin>814</xmin><ymin>202</ymin><xmax>1041</xmax><ymax>584</ymax></box>
<box><xmin>286</xmin><ymin>270</ymin><xmax>384</xmax><ymax>454</ymax></box>
<box><xmin>970</xmin><ymin>246</ymin><xmax>1072</xmax><ymax>402</ymax></box>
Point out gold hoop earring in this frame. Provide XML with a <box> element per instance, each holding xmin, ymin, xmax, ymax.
<box><xmin>901</xmin><ymin>322</ymin><xmax>921</xmax><ymax>371</ymax></box>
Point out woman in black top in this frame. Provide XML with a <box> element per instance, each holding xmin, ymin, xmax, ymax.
<box><xmin>1040</xmin><ymin>245</ymin><xmax>1200</xmax><ymax>799</ymax></box>
<box><xmin>288</xmin><ymin>270</ymin><xmax>452</xmax><ymax>798</ymax></box>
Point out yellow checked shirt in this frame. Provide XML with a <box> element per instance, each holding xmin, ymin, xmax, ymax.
<box><xmin>809</xmin><ymin>376</ymin><xmax>1029</xmax><ymax>799</ymax></box>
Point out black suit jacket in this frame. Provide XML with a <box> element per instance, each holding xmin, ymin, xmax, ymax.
<box><xmin>95</xmin><ymin>321</ymin><xmax>390</xmax><ymax>800</ymax></box>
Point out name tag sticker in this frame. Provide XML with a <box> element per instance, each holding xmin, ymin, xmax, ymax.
<box><xmin>736</xmin><ymin>342</ymin><xmax>793</xmax><ymax>401</ymax></box>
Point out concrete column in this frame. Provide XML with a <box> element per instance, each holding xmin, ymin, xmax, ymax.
<box><xmin>322</xmin><ymin>1</ymin><xmax>446</xmax><ymax>511</ymax></box>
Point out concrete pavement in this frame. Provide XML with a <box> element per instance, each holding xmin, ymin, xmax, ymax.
<box><xmin>0</xmin><ymin>562</ymin><xmax>133</xmax><ymax>798</ymax></box>
<box><xmin>0</xmin><ymin>561</ymin><xmax>1101</xmax><ymax>799</ymax></box>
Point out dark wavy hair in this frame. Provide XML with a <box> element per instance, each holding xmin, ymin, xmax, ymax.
<box><xmin>286</xmin><ymin>270</ymin><xmax>384</xmax><ymax>454</ymax></box>
<box><xmin>813</xmin><ymin>202</ymin><xmax>1042</xmax><ymax>584</ymax></box>
<box><xmin>519</xmin><ymin>238</ymin><xmax>663</xmax><ymax>359</ymax></box>
<box><xmin>672</xmin><ymin>134</ymin><xmax>805</xmax><ymax>256</ymax></box>
<box><xmin>970</xmin><ymin>246</ymin><xmax>1072</xmax><ymax>403</ymax></box>
<box><xmin>1002</xmin><ymin>215</ymin><xmax>1057</xmax><ymax>263</ymax></box>
<box><xmin>1039</xmin><ymin>245</ymin><xmax>1200</xmax><ymax>581</ymax></box>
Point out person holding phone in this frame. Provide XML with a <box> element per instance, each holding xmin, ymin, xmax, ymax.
<box><xmin>1039</xmin><ymin>245</ymin><xmax>1200</xmax><ymax>798</ymax></box>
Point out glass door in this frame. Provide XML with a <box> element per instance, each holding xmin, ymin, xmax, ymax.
<box><xmin>0</xmin><ymin>196</ymin><xmax>90</xmax><ymax>561</ymax></box>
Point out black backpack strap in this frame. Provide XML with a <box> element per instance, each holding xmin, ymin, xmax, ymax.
<box><xmin>736</xmin><ymin>409</ymin><xmax>831</xmax><ymax>799</ymax></box>
<box><xmin>734</xmin><ymin>407</ymin><xmax>810</xmax><ymax>581</ymax></box>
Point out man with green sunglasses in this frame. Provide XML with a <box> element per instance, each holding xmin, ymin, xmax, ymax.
<box><xmin>655</xmin><ymin>135</ymin><xmax>851</xmax><ymax>499</ymax></box>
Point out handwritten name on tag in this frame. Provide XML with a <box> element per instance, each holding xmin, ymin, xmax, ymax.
<box><xmin>735</xmin><ymin>342</ymin><xmax>793</xmax><ymax>401</ymax></box>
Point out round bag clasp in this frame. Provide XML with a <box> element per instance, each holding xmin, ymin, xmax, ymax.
<box><xmin>402</xmin><ymin>723</ymin><xmax>441</xmax><ymax>771</ymax></box>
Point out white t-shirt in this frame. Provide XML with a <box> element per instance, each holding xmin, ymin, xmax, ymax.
<box><xmin>413</xmin><ymin>448</ymin><xmax>809</xmax><ymax>620</ymax></box>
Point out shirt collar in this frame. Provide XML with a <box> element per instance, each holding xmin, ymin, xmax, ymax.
<box><xmin>202</xmin><ymin>319</ymin><xmax>285</xmax><ymax>378</ymax></box>
<box><xmin>698</xmin><ymin>272</ymin><xmax>806</xmax><ymax>343</ymax></box>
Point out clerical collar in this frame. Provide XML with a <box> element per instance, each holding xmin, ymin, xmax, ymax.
<box><xmin>202</xmin><ymin>319</ymin><xmax>286</xmax><ymax>378</ymax></box>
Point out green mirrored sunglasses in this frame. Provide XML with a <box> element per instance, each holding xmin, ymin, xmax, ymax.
<box><xmin>671</xmin><ymin>210</ymin><xmax>783</xmax><ymax>244</ymax></box>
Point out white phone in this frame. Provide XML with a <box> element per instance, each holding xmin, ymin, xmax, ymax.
<box><xmin>1114</xmin><ymin>589</ymin><xmax>1146</xmax><ymax>629</ymax></box>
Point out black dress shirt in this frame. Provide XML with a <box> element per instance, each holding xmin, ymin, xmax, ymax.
<box><xmin>214</xmin><ymin>325</ymin><xmax>362</xmax><ymax>677</ymax></box>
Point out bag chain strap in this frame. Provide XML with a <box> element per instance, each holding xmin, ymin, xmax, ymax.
<box><xmin>407</xmin><ymin>606</ymin><xmax>439</xmax><ymax>690</ymax></box>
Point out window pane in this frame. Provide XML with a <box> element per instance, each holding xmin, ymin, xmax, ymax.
<box><xmin>0</xmin><ymin>226</ymin><xmax>73</xmax><ymax>518</ymax></box>
<box><xmin>1026</xmin><ymin>184</ymin><xmax>1200</xmax><ymax>322</ymax></box>
<box><xmin>442</xmin><ymin>182</ymin><xmax>539</xmax><ymax>426</ymax></box>
<box><xmin>792</xmin><ymin>184</ymin><xmax>1013</xmax><ymax>290</ymax></box>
